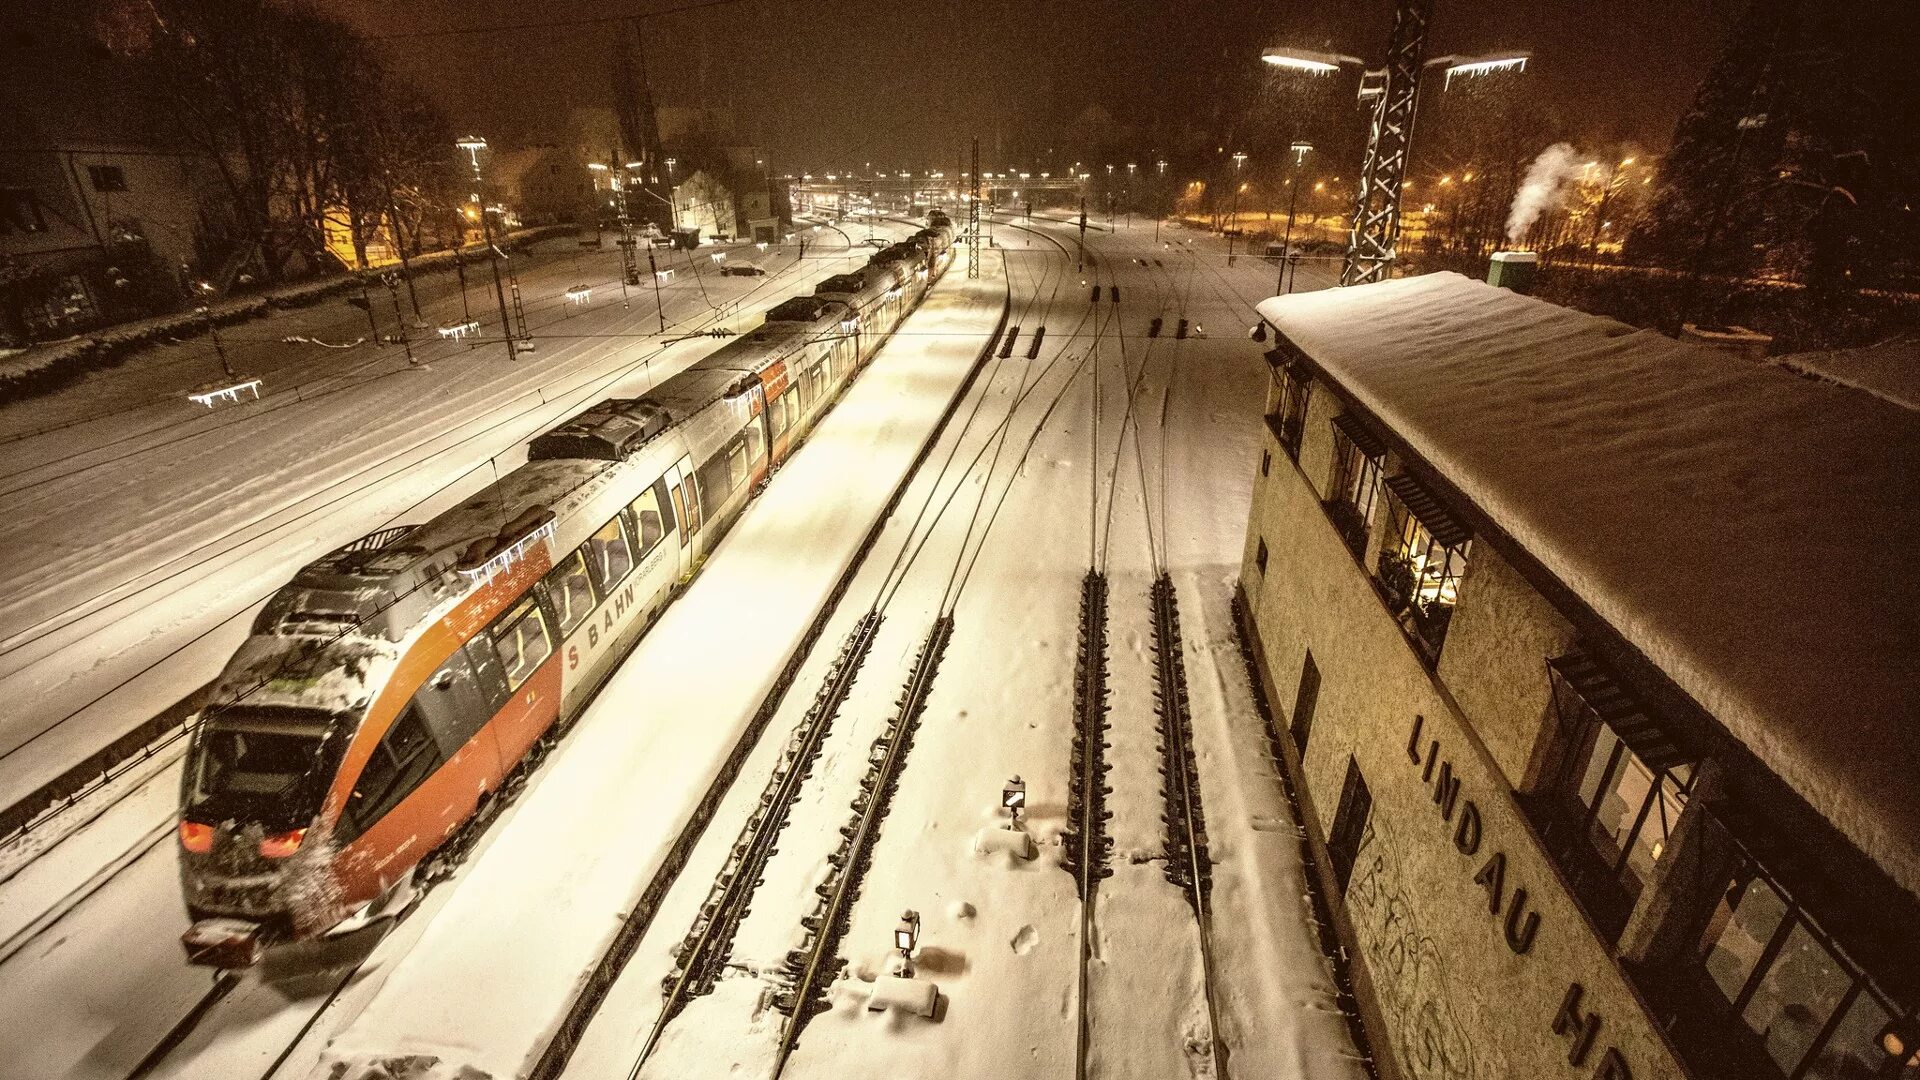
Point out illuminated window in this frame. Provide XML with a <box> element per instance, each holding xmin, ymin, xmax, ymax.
<box><xmin>584</xmin><ymin>517</ymin><xmax>633</xmax><ymax>590</ymax></box>
<box><xmin>544</xmin><ymin>549</ymin><xmax>598</xmax><ymax>634</ymax></box>
<box><xmin>629</xmin><ymin>486</ymin><xmax>667</xmax><ymax>553</ymax></box>
<box><xmin>1539</xmin><ymin>650</ymin><xmax>1696</xmax><ymax>937</ymax></box>
<box><xmin>1696</xmin><ymin>862</ymin><xmax>1915</xmax><ymax>1080</ymax></box>
<box><xmin>1377</xmin><ymin>475</ymin><xmax>1470</xmax><ymax>659</ymax></box>
<box><xmin>1327</xmin><ymin>413</ymin><xmax>1387</xmax><ymax>559</ymax></box>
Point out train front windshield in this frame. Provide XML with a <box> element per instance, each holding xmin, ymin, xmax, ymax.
<box><xmin>185</xmin><ymin>708</ymin><xmax>338</xmax><ymax>826</ymax></box>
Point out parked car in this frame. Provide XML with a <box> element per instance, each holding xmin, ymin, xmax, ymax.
<box><xmin>721</xmin><ymin>265</ymin><xmax>767</xmax><ymax>277</ymax></box>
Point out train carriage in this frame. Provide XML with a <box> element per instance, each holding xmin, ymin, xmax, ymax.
<box><xmin>177</xmin><ymin>219</ymin><xmax>959</xmax><ymax>967</ymax></box>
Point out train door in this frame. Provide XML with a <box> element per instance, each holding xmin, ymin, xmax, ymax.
<box><xmin>666</xmin><ymin>454</ymin><xmax>703</xmax><ymax>569</ymax></box>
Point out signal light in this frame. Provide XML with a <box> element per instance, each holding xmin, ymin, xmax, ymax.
<box><xmin>179</xmin><ymin>820</ymin><xmax>214</xmax><ymax>854</ymax></box>
<box><xmin>259</xmin><ymin>828</ymin><xmax>307</xmax><ymax>859</ymax></box>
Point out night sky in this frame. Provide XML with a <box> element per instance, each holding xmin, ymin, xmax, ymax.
<box><xmin>327</xmin><ymin>0</ymin><xmax>1738</xmax><ymax>171</ymax></box>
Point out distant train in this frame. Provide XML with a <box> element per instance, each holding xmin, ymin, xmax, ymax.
<box><xmin>177</xmin><ymin>217</ymin><xmax>954</xmax><ymax>967</ymax></box>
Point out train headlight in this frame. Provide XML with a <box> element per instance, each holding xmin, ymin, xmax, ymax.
<box><xmin>179</xmin><ymin>820</ymin><xmax>215</xmax><ymax>854</ymax></box>
<box><xmin>259</xmin><ymin>828</ymin><xmax>308</xmax><ymax>859</ymax></box>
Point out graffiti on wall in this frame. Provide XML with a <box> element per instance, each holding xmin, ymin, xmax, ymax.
<box><xmin>1346</xmin><ymin>812</ymin><xmax>1501</xmax><ymax>1080</ymax></box>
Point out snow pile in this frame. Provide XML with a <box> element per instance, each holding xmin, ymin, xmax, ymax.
<box><xmin>1258</xmin><ymin>273</ymin><xmax>1920</xmax><ymax>897</ymax></box>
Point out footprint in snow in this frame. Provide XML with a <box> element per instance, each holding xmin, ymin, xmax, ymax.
<box><xmin>1010</xmin><ymin>924</ymin><xmax>1039</xmax><ymax>955</ymax></box>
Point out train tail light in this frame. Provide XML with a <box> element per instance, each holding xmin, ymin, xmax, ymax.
<box><xmin>259</xmin><ymin>828</ymin><xmax>307</xmax><ymax>859</ymax></box>
<box><xmin>179</xmin><ymin>820</ymin><xmax>214</xmax><ymax>854</ymax></box>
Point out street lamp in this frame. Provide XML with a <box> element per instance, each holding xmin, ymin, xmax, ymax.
<box><xmin>1154</xmin><ymin>158</ymin><xmax>1168</xmax><ymax>242</ymax></box>
<box><xmin>455</xmin><ymin>136</ymin><xmax>521</xmax><ymax>360</ymax></box>
<box><xmin>1227</xmin><ymin>152</ymin><xmax>1248</xmax><ymax>264</ymax></box>
<box><xmin>1261</xmin><ymin>45</ymin><xmax>1363</xmax><ymax>73</ymax></box>
<box><xmin>1434</xmin><ymin>50</ymin><xmax>1531</xmax><ymax>89</ymax></box>
<box><xmin>1279</xmin><ymin>141</ymin><xmax>1313</xmax><ymax>294</ymax></box>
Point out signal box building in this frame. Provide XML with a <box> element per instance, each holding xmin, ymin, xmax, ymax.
<box><xmin>1239</xmin><ymin>273</ymin><xmax>1918</xmax><ymax>1080</ymax></box>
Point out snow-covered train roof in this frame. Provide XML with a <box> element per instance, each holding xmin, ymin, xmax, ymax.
<box><xmin>1257</xmin><ymin>272</ymin><xmax>1920</xmax><ymax>896</ymax></box>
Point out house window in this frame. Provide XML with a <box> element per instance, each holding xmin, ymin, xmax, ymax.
<box><xmin>1540</xmin><ymin>652</ymin><xmax>1697</xmax><ymax>938</ymax></box>
<box><xmin>1696</xmin><ymin>860</ymin><xmax>1917</xmax><ymax>1080</ymax></box>
<box><xmin>1326</xmin><ymin>756</ymin><xmax>1371</xmax><ymax>892</ymax></box>
<box><xmin>1264</xmin><ymin>356</ymin><xmax>1312</xmax><ymax>460</ymax></box>
<box><xmin>87</xmin><ymin>164</ymin><xmax>127</xmax><ymax>192</ymax></box>
<box><xmin>1289</xmin><ymin>652</ymin><xmax>1320</xmax><ymax>753</ymax></box>
<box><xmin>0</xmin><ymin>188</ymin><xmax>47</xmax><ymax>234</ymax></box>
<box><xmin>1377</xmin><ymin>475</ymin><xmax>1470</xmax><ymax>660</ymax></box>
<box><xmin>1327</xmin><ymin>413</ymin><xmax>1387</xmax><ymax>560</ymax></box>
<box><xmin>1255</xmin><ymin>537</ymin><xmax>1268</xmax><ymax>576</ymax></box>
<box><xmin>1260</xmin><ymin>449</ymin><xmax>1271</xmax><ymax>478</ymax></box>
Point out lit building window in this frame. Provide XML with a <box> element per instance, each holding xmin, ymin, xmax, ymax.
<box><xmin>1539</xmin><ymin>651</ymin><xmax>1694</xmax><ymax>938</ymax></box>
<box><xmin>1377</xmin><ymin>474</ymin><xmax>1470</xmax><ymax>659</ymax></box>
<box><xmin>1696</xmin><ymin>861</ymin><xmax>1917</xmax><ymax>1080</ymax></box>
<box><xmin>1327</xmin><ymin>413</ymin><xmax>1387</xmax><ymax>559</ymax></box>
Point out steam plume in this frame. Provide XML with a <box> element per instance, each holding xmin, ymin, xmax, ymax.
<box><xmin>1505</xmin><ymin>143</ymin><xmax>1580</xmax><ymax>243</ymax></box>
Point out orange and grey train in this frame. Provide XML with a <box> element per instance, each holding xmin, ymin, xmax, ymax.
<box><xmin>177</xmin><ymin>222</ymin><xmax>952</xmax><ymax>966</ymax></box>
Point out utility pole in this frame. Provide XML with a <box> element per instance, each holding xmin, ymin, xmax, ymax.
<box><xmin>1342</xmin><ymin>0</ymin><xmax>1436</xmax><ymax>286</ymax></box>
<box><xmin>967</xmin><ymin>137</ymin><xmax>981</xmax><ymax>279</ymax></box>
<box><xmin>457</xmin><ymin>137</ymin><xmax>522</xmax><ymax>359</ymax></box>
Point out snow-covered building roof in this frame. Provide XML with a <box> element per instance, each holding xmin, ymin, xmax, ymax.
<box><xmin>1257</xmin><ymin>272</ymin><xmax>1920</xmax><ymax>898</ymax></box>
<box><xmin>1774</xmin><ymin>339</ymin><xmax>1920</xmax><ymax>413</ymax></box>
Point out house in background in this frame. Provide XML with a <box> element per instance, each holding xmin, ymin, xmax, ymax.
<box><xmin>0</xmin><ymin>6</ymin><xmax>233</xmax><ymax>344</ymax></box>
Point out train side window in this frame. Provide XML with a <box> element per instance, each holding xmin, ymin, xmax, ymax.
<box><xmin>769</xmin><ymin>392</ymin><xmax>790</xmax><ymax>437</ymax></box>
<box><xmin>697</xmin><ymin>452</ymin><xmax>731</xmax><ymax>502</ymax></box>
<box><xmin>745</xmin><ymin>419</ymin><xmax>765</xmax><ymax>465</ymax></box>
<box><xmin>490</xmin><ymin>597</ymin><xmax>553</xmax><ymax>691</ymax></box>
<box><xmin>413</xmin><ymin>648</ymin><xmax>490</xmax><ymax>754</ymax></box>
<box><xmin>544</xmin><ymin>549</ymin><xmax>598</xmax><ymax>634</ymax></box>
<box><xmin>629</xmin><ymin>486</ymin><xmax>667</xmax><ymax>554</ymax></box>
<box><xmin>463</xmin><ymin>636</ymin><xmax>511</xmax><ymax>710</ymax></box>
<box><xmin>726</xmin><ymin>440</ymin><xmax>750</xmax><ymax>491</ymax></box>
<box><xmin>338</xmin><ymin>703</ymin><xmax>442</xmax><ymax>844</ymax></box>
<box><xmin>584</xmin><ymin>516</ymin><xmax>633</xmax><ymax>591</ymax></box>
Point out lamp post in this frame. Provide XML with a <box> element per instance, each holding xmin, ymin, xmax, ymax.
<box><xmin>456</xmin><ymin>136</ymin><xmax>519</xmax><ymax>360</ymax></box>
<box><xmin>1227</xmin><ymin>152</ymin><xmax>1247</xmax><ymax>265</ymax></box>
<box><xmin>1279</xmin><ymin>142</ymin><xmax>1312</xmax><ymax>294</ymax></box>
<box><xmin>1155</xmin><ymin>158</ymin><xmax>1167</xmax><ymax>243</ymax></box>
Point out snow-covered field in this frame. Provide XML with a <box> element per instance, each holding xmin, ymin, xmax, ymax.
<box><xmin>0</xmin><ymin>217</ymin><xmax>1369</xmax><ymax>1080</ymax></box>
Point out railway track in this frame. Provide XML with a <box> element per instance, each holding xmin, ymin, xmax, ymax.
<box><xmin>607</xmin><ymin>225</ymin><xmax>1137</xmax><ymax>1079</ymax></box>
<box><xmin>1036</xmin><ymin>217</ymin><xmax>1236</xmax><ymax>1080</ymax></box>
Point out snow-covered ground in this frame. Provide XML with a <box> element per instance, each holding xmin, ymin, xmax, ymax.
<box><xmin>1</xmin><ymin>215</ymin><xmax>1371</xmax><ymax>1080</ymax></box>
<box><xmin>563</xmin><ymin>217</ymin><xmax>1366</xmax><ymax>1080</ymax></box>
<box><xmin>0</xmin><ymin>221</ymin><xmax>904</xmax><ymax>821</ymax></box>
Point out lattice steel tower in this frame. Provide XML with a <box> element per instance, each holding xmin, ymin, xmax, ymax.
<box><xmin>967</xmin><ymin>138</ymin><xmax>982</xmax><ymax>279</ymax></box>
<box><xmin>1342</xmin><ymin>0</ymin><xmax>1435</xmax><ymax>286</ymax></box>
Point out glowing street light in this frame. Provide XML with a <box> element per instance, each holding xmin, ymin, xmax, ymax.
<box><xmin>1434</xmin><ymin>50</ymin><xmax>1531</xmax><ymax>89</ymax></box>
<box><xmin>1261</xmin><ymin>45</ymin><xmax>1362</xmax><ymax>73</ymax></box>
